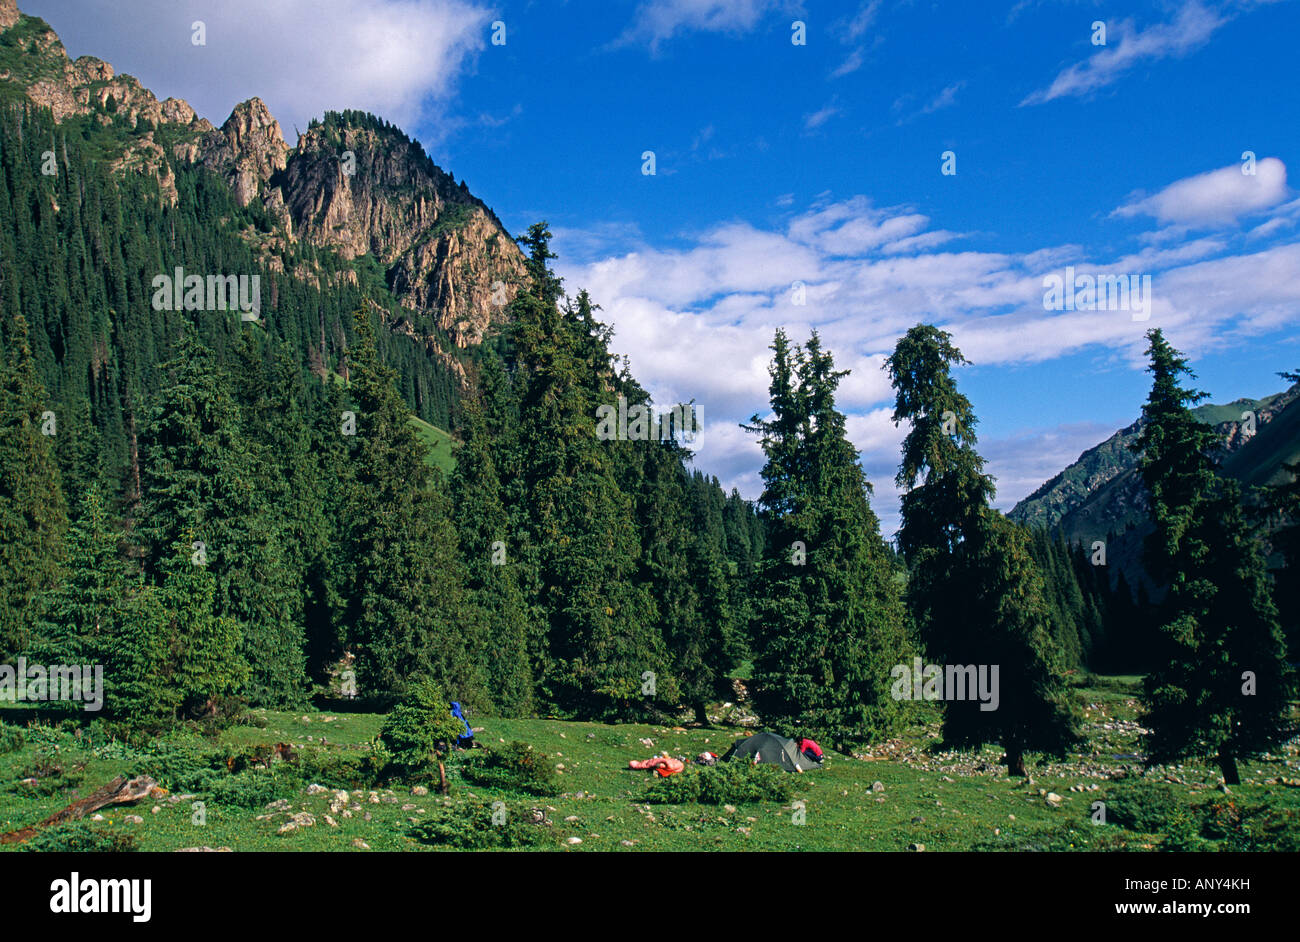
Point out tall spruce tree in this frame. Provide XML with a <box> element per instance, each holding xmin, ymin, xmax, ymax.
<box><xmin>503</xmin><ymin>224</ymin><xmax>662</xmax><ymax>718</ymax></box>
<box><xmin>107</xmin><ymin>580</ymin><xmax>178</xmax><ymax>726</ymax></box>
<box><xmin>886</xmin><ymin>324</ymin><xmax>1077</xmax><ymax>774</ymax></box>
<box><xmin>1134</xmin><ymin>330</ymin><xmax>1293</xmax><ymax>784</ymax></box>
<box><xmin>0</xmin><ymin>313</ymin><xmax>68</xmax><ymax>660</ymax></box>
<box><xmin>450</xmin><ymin>362</ymin><xmax>534</xmax><ymax>716</ymax></box>
<box><xmin>158</xmin><ymin>529</ymin><xmax>250</xmax><ymax>719</ymax></box>
<box><xmin>619</xmin><ymin>386</ymin><xmax>732</xmax><ymax>723</ymax></box>
<box><xmin>342</xmin><ymin>310</ymin><xmax>485</xmax><ymax>706</ymax></box>
<box><xmin>135</xmin><ymin>331</ymin><xmax>304</xmax><ymax>707</ymax></box>
<box><xmin>746</xmin><ymin>330</ymin><xmax>913</xmax><ymax>749</ymax></box>
<box><xmin>33</xmin><ymin>486</ymin><xmax>127</xmax><ymax>666</ymax></box>
<box><xmin>229</xmin><ymin>333</ymin><xmax>325</xmax><ymax>705</ymax></box>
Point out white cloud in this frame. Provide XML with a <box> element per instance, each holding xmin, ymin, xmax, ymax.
<box><xmin>882</xmin><ymin>230</ymin><xmax>962</xmax><ymax>254</ymax></box>
<box><xmin>23</xmin><ymin>0</ymin><xmax>491</xmax><ymax>140</ymax></box>
<box><xmin>788</xmin><ymin>196</ymin><xmax>930</xmax><ymax>255</ymax></box>
<box><xmin>615</xmin><ymin>0</ymin><xmax>800</xmax><ymax>52</ymax></box>
<box><xmin>843</xmin><ymin>0</ymin><xmax>880</xmax><ymax>41</ymax></box>
<box><xmin>1114</xmin><ymin>158</ymin><xmax>1288</xmax><ymax>226</ymax></box>
<box><xmin>1249</xmin><ymin>217</ymin><xmax>1294</xmax><ymax>239</ymax></box>
<box><xmin>557</xmin><ymin>194</ymin><xmax>1300</xmax><ymax>527</ymax></box>
<box><xmin>803</xmin><ymin>102</ymin><xmax>841</xmax><ymax>130</ymax></box>
<box><xmin>1021</xmin><ymin>2</ymin><xmax>1226</xmax><ymax>105</ymax></box>
<box><xmin>919</xmin><ymin>81</ymin><xmax>963</xmax><ymax>115</ymax></box>
<box><xmin>830</xmin><ymin>46</ymin><xmax>867</xmax><ymax>78</ymax></box>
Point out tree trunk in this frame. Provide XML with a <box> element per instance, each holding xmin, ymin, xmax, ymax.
<box><xmin>437</xmin><ymin>761</ymin><xmax>448</xmax><ymax>795</ymax></box>
<box><xmin>1217</xmin><ymin>749</ymin><xmax>1240</xmax><ymax>786</ymax></box>
<box><xmin>0</xmin><ymin>775</ymin><xmax>162</xmax><ymax>845</ymax></box>
<box><xmin>693</xmin><ymin>701</ymin><xmax>709</xmax><ymax>726</ymax></box>
<box><xmin>1005</xmin><ymin>746</ymin><xmax>1027</xmax><ymax>777</ymax></box>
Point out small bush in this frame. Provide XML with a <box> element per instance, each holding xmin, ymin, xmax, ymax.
<box><xmin>459</xmin><ymin>741</ymin><xmax>558</xmax><ymax>797</ymax></box>
<box><xmin>375</xmin><ymin>681</ymin><xmax>465</xmax><ymax>781</ymax></box>
<box><xmin>22</xmin><ymin>821</ymin><xmax>138</xmax><ymax>853</ymax></box>
<box><xmin>1197</xmin><ymin>798</ymin><xmax>1300</xmax><ymax>852</ymax></box>
<box><xmin>1103</xmin><ymin>779</ymin><xmax>1182</xmax><ymax>833</ymax></box>
<box><xmin>233</xmin><ymin>710</ymin><xmax>270</xmax><ymax>729</ymax></box>
<box><xmin>8</xmin><ymin>753</ymin><xmax>85</xmax><ymax>796</ymax></box>
<box><xmin>206</xmin><ymin>770</ymin><xmax>296</xmax><ymax>809</ymax></box>
<box><xmin>407</xmin><ymin>798</ymin><xmax>549</xmax><ymax>849</ymax></box>
<box><xmin>0</xmin><ymin>721</ymin><xmax>25</xmax><ymax>755</ymax></box>
<box><xmin>132</xmin><ymin>735</ymin><xmax>224</xmax><ymax>793</ymax></box>
<box><xmin>19</xmin><ymin>722</ymin><xmax>75</xmax><ymax>749</ymax></box>
<box><xmin>295</xmin><ymin>747</ymin><xmax>379</xmax><ymax>790</ymax></box>
<box><xmin>646</xmin><ymin>760</ymin><xmax>795</xmax><ymax>804</ymax></box>
<box><xmin>89</xmin><ymin>739</ymin><xmax>140</xmax><ymax>762</ymax></box>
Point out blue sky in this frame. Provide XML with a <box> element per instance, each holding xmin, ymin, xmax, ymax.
<box><xmin>24</xmin><ymin>0</ymin><xmax>1300</xmax><ymax>535</ymax></box>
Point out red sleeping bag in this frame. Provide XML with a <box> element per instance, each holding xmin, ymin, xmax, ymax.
<box><xmin>629</xmin><ymin>755</ymin><xmax>686</xmax><ymax>777</ymax></box>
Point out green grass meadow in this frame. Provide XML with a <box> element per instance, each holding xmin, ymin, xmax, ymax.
<box><xmin>2</xmin><ymin>675</ymin><xmax>1297</xmax><ymax>852</ymax></box>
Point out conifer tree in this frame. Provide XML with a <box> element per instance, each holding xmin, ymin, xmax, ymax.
<box><xmin>504</xmin><ymin>224</ymin><xmax>662</xmax><ymax>718</ymax></box>
<box><xmin>886</xmin><ymin>324</ymin><xmax>1077</xmax><ymax>774</ymax></box>
<box><xmin>620</xmin><ymin>392</ymin><xmax>731</xmax><ymax>722</ymax></box>
<box><xmin>107</xmin><ymin>581</ymin><xmax>178</xmax><ymax>726</ymax></box>
<box><xmin>746</xmin><ymin>330</ymin><xmax>913</xmax><ymax>748</ymax></box>
<box><xmin>1134</xmin><ymin>330</ymin><xmax>1293</xmax><ymax>784</ymax></box>
<box><xmin>343</xmin><ymin>310</ymin><xmax>484</xmax><ymax>706</ymax></box>
<box><xmin>136</xmin><ymin>332</ymin><xmax>303</xmax><ymax>707</ymax></box>
<box><xmin>302</xmin><ymin>376</ymin><xmax>356</xmax><ymax>683</ymax></box>
<box><xmin>158</xmin><ymin>530</ymin><xmax>250</xmax><ymax>719</ymax></box>
<box><xmin>450</xmin><ymin>365</ymin><xmax>533</xmax><ymax>716</ymax></box>
<box><xmin>0</xmin><ymin>313</ymin><xmax>68</xmax><ymax>659</ymax></box>
<box><xmin>34</xmin><ymin>486</ymin><xmax>126</xmax><ymax>666</ymax></box>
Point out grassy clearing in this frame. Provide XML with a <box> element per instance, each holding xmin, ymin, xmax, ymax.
<box><xmin>409</xmin><ymin>416</ymin><xmax>456</xmax><ymax>475</ymax></box>
<box><xmin>2</xmin><ymin>676</ymin><xmax>1297</xmax><ymax>852</ymax></box>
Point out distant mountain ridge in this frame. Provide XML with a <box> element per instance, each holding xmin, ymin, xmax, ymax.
<box><xmin>1009</xmin><ymin>380</ymin><xmax>1300</xmax><ymax>550</ymax></box>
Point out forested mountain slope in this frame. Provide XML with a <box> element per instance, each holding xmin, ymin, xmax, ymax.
<box><xmin>0</xmin><ymin>1</ymin><xmax>764</xmax><ymax>722</ymax></box>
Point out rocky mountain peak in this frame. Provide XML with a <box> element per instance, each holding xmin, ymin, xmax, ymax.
<box><xmin>202</xmin><ymin>97</ymin><xmax>289</xmax><ymax>207</ymax></box>
<box><xmin>223</xmin><ymin>97</ymin><xmax>287</xmax><ymax>157</ymax></box>
<box><xmin>276</xmin><ymin>110</ymin><xmax>526</xmax><ymax>348</ymax></box>
<box><xmin>1</xmin><ymin>5</ymin><xmax>526</xmax><ymax>365</ymax></box>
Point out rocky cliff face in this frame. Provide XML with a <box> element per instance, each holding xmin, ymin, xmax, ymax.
<box><xmin>0</xmin><ymin>8</ymin><xmax>212</xmax><ymax>202</ymax></box>
<box><xmin>0</xmin><ymin>2</ymin><xmax>525</xmax><ymax>369</ymax></box>
<box><xmin>278</xmin><ymin>116</ymin><xmax>525</xmax><ymax>349</ymax></box>
<box><xmin>201</xmin><ymin>98</ymin><xmax>289</xmax><ymax>209</ymax></box>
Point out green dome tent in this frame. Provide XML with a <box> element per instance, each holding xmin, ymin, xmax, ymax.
<box><xmin>722</xmin><ymin>731</ymin><xmax>821</xmax><ymax>772</ymax></box>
